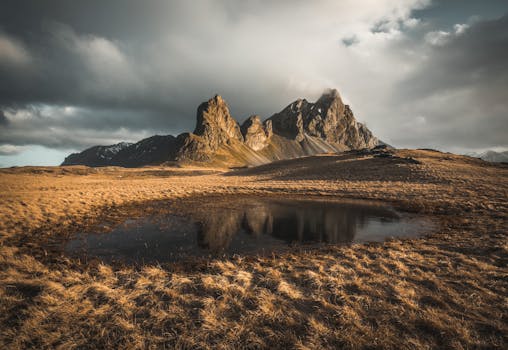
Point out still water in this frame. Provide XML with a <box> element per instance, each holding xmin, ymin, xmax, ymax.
<box><xmin>66</xmin><ymin>197</ymin><xmax>434</xmax><ymax>263</ymax></box>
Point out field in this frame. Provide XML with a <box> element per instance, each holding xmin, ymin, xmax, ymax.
<box><xmin>0</xmin><ymin>149</ymin><xmax>507</xmax><ymax>349</ymax></box>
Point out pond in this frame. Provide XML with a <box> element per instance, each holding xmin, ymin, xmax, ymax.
<box><xmin>65</xmin><ymin>196</ymin><xmax>435</xmax><ymax>263</ymax></box>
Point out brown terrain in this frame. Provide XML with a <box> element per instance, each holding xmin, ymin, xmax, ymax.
<box><xmin>1</xmin><ymin>148</ymin><xmax>507</xmax><ymax>349</ymax></box>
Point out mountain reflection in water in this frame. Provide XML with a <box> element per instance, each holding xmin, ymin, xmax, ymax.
<box><xmin>66</xmin><ymin>197</ymin><xmax>432</xmax><ymax>263</ymax></box>
<box><xmin>196</xmin><ymin>200</ymin><xmax>388</xmax><ymax>251</ymax></box>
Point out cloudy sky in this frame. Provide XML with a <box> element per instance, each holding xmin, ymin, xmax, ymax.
<box><xmin>0</xmin><ymin>0</ymin><xmax>507</xmax><ymax>166</ymax></box>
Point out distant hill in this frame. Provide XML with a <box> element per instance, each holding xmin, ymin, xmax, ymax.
<box><xmin>62</xmin><ymin>142</ymin><xmax>132</xmax><ymax>167</ymax></box>
<box><xmin>62</xmin><ymin>89</ymin><xmax>379</xmax><ymax>167</ymax></box>
<box><xmin>467</xmin><ymin>150</ymin><xmax>508</xmax><ymax>163</ymax></box>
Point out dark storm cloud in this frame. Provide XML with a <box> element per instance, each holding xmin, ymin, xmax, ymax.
<box><xmin>413</xmin><ymin>0</ymin><xmax>508</xmax><ymax>28</ymax></box>
<box><xmin>0</xmin><ymin>111</ymin><xmax>8</xmax><ymax>126</ymax></box>
<box><xmin>0</xmin><ymin>1</ymin><xmax>303</xmax><ymax>137</ymax></box>
<box><xmin>0</xmin><ymin>0</ymin><xmax>506</xmax><ymax>160</ymax></box>
<box><xmin>1</xmin><ymin>0</ymin><xmax>381</xmax><ymax>151</ymax></box>
<box><xmin>401</xmin><ymin>15</ymin><xmax>508</xmax><ymax>97</ymax></box>
<box><xmin>0</xmin><ymin>0</ymin><xmax>168</xmax><ymax>41</ymax></box>
<box><xmin>0</xmin><ymin>1</ymin><xmax>225</xmax><ymax>124</ymax></box>
<box><xmin>392</xmin><ymin>14</ymin><xmax>508</xmax><ymax>149</ymax></box>
<box><xmin>0</xmin><ymin>103</ymin><xmax>198</xmax><ymax>150</ymax></box>
<box><xmin>0</xmin><ymin>22</ymin><xmax>186</xmax><ymax>114</ymax></box>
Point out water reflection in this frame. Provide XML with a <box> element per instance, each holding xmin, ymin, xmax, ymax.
<box><xmin>195</xmin><ymin>200</ymin><xmax>387</xmax><ymax>251</ymax></box>
<box><xmin>66</xmin><ymin>197</ymin><xmax>432</xmax><ymax>263</ymax></box>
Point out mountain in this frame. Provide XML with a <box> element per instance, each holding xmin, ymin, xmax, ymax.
<box><xmin>111</xmin><ymin>135</ymin><xmax>178</xmax><ymax>167</ymax></box>
<box><xmin>467</xmin><ymin>150</ymin><xmax>508</xmax><ymax>163</ymax></box>
<box><xmin>175</xmin><ymin>94</ymin><xmax>246</xmax><ymax>162</ymax></box>
<box><xmin>62</xmin><ymin>89</ymin><xmax>379</xmax><ymax>167</ymax></box>
<box><xmin>268</xmin><ymin>89</ymin><xmax>377</xmax><ymax>149</ymax></box>
<box><xmin>62</xmin><ymin>136</ymin><xmax>179</xmax><ymax>167</ymax></box>
<box><xmin>62</xmin><ymin>142</ymin><xmax>132</xmax><ymax>167</ymax></box>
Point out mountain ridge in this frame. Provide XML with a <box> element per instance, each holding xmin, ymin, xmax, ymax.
<box><xmin>62</xmin><ymin>89</ymin><xmax>379</xmax><ymax>167</ymax></box>
<box><xmin>467</xmin><ymin>150</ymin><xmax>508</xmax><ymax>163</ymax></box>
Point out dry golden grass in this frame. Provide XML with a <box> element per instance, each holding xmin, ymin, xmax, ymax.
<box><xmin>0</xmin><ymin>149</ymin><xmax>507</xmax><ymax>349</ymax></box>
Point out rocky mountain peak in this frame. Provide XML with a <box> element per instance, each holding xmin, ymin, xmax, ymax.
<box><xmin>317</xmin><ymin>88</ymin><xmax>341</xmax><ymax>101</ymax></box>
<box><xmin>193</xmin><ymin>94</ymin><xmax>243</xmax><ymax>151</ymax></box>
<box><xmin>63</xmin><ymin>89</ymin><xmax>379</xmax><ymax>167</ymax></box>
<box><xmin>268</xmin><ymin>88</ymin><xmax>377</xmax><ymax>148</ymax></box>
<box><xmin>315</xmin><ymin>88</ymin><xmax>346</xmax><ymax>115</ymax></box>
<box><xmin>290</xmin><ymin>98</ymin><xmax>308</xmax><ymax>110</ymax></box>
<box><xmin>268</xmin><ymin>99</ymin><xmax>309</xmax><ymax>142</ymax></box>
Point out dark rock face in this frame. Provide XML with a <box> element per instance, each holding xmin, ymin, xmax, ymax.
<box><xmin>268</xmin><ymin>99</ymin><xmax>308</xmax><ymax>142</ymax></box>
<box><xmin>111</xmin><ymin>135</ymin><xmax>178</xmax><ymax>167</ymax></box>
<box><xmin>61</xmin><ymin>137</ymin><xmax>180</xmax><ymax>168</ymax></box>
<box><xmin>240</xmin><ymin>115</ymin><xmax>272</xmax><ymax>151</ymax></box>
<box><xmin>175</xmin><ymin>133</ymin><xmax>213</xmax><ymax>162</ymax></box>
<box><xmin>268</xmin><ymin>89</ymin><xmax>378</xmax><ymax>149</ymax></box>
<box><xmin>62</xmin><ymin>89</ymin><xmax>379</xmax><ymax>167</ymax></box>
<box><xmin>62</xmin><ymin>142</ymin><xmax>132</xmax><ymax>166</ymax></box>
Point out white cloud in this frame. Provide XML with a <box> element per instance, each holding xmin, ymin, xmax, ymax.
<box><xmin>454</xmin><ymin>23</ymin><xmax>469</xmax><ymax>34</ymax></box>
<box><xmin>425</xmin><ymin>23</ymin><xmax>469</xmax><ymax>46</ymax></box>
<box><xmin>425</xmin><ymin>30</ymin><xmax>451</xmax><ymax>46</ymax></box>
<box><xmin>0</xmin><ymin>144</ymin><xmax>27</xmax><ymax>155</ymax></box>
<box><xmin>403</xmin><ymin>17</ymin><xmax>421</xmax><ymax>28</ymax></box>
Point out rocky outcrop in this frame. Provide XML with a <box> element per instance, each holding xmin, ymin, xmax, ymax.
<box><xmin>177</xmin><ymin>95</ymin><xmax>244</xmax><ymax>161</ymax></box>
<box><xmin>240</xmin><ymin>116</ymin><xmax>272</xmax><ymax>151</ymax></box>
<box><xmin>193</xmin><ymin>95</ymin><xmax>243</xmax><ymax>150</ymax></box>
<box><xmin>62</xmin><ymin>89</ymin><xmax>380</xmax><ymax>167</ymax></box>
<box><xmin>268</xmin><ymin>99</ymin><xmax>308</xmax><ymax>142</ymax></box>
<box><xmin>175</xmin><ymin>133</ymin><xmax>213</xmax><ymax>162</ymax></box>
<box><xmin>268</xmin><ymin>89</ymin><xmax>377</xmax><ymax>149</ymax></box>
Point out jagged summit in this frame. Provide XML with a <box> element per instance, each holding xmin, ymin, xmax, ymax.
<box><xmin>317</xmin><ymin>88</ymin><xmax>342</xmax><ymax>104</ymax></box>
<box><xmin>193</xmin><ymin>94</ymin><xmax>243</xmax><ymax>150</ymax></box>
<box><xmin>268</xmin><ymin>90</ymin><xmax>377</xmax><ymax>149</ymax></box>
<box><xmin>175</xmin><ymin>95</ymin><xmax>244</xmax><ymax>162</ymax></box>
<box><xmin>62</xmin><ymin>89</ymin><xmax>379</xmax><ymax>167</ymax></box>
